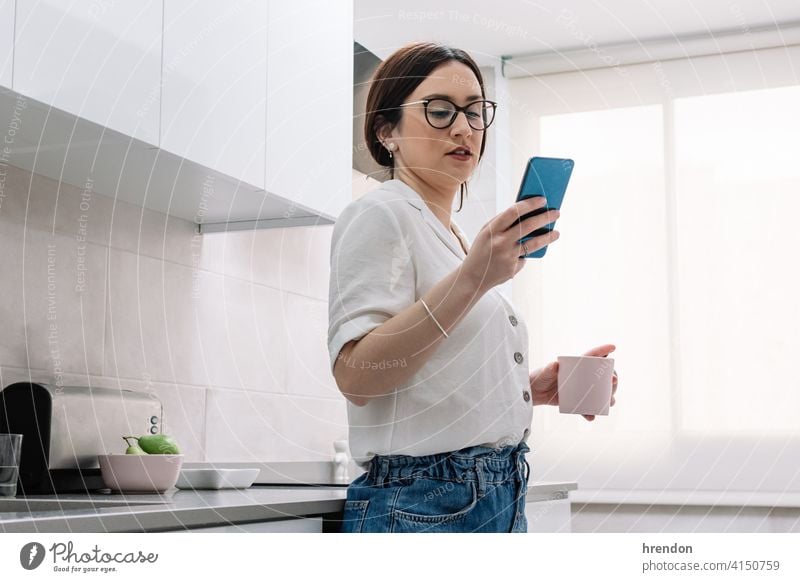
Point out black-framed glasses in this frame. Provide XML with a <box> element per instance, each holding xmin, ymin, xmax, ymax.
<box><xmin>398</xmin><ymin>98</ymin><xmax>497</xmax><ymax>131</ymax></box>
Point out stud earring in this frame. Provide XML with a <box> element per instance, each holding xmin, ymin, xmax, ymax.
<box><xmin>385</xmin><ymin>142</ymin><xmax>396</xmax><ymax>159</ymax></box>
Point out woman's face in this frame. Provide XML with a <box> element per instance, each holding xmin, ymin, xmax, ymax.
<box><xmin>384</xmin><ymin>61</ymin><xmax>485</xmax><ymax>193</ymax></box>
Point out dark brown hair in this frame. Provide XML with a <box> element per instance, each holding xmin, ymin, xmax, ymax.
<box><xmin>364</xmin><ymin>42</ymin><xmax>489</xmax><ymax>212</ymax></box>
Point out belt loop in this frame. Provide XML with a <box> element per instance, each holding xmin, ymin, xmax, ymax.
<box><xmin>373</xmin><ymin>458</ymin><xmax>386</xmax><ymax>487</ymax></box>
<box><xmin>511</xmin><ymin>450</ymin><xmax>522</xmax><ymax>483</ymax></box>
<box><xmin>369</xmin><ymin>458</ymin><xmax>377</xmax><ymax>484</ymax></box>
<box><xmin>475</xmin><ymin>457</ymin><xmax>486</xmax><ymax>497</ymax></box>
<box><xmin>517</xmin><ymin>451</ymin><xmax>530</xmax><ymax>484</ymax></box>
<box><xmin>515</xmin><ymin>442</ymin><xmax>530</xmax><ymax>484</ymax></box>
<box><xmin>382</xmin><ymin>458</ymin><xmax>391</xmax><ymax>487</ymax></box>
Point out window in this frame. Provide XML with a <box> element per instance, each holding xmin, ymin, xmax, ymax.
<box><xmin>675</xmin><ymin>86</ymin><xmax>800</xmax><ymax>432</ymax></box>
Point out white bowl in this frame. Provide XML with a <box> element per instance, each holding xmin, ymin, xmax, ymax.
<box><xmin>98</xmin><ymin>454</ymin><xmax>184</xmax><ymax>493</ymax></box>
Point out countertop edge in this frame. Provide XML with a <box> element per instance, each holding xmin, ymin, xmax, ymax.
<box><xmin>0</xmin><ymin>496</ymin><xmax>347</xmax><ymax>533</ymax></box>
<box><xmin>569</xmin><ymin>489</ymin><xmax>800</xmax><ymax>509</ymax></box>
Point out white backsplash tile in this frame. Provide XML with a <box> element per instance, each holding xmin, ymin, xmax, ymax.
<box><xmin>104</xmin><ymin>247</ymin><xmax>203</xmax><ymax>386</ymax></box>
<box><xmin>193</xmin><ymin>270</ymin><xmax>288</xmax><ymax>392</ymax></box>
<box><xmin>284</xmin><ymin>292</ymin><xmax>340</xmax><ymax>399</ymax></box>
<box><xmin>0</xmin><ymin>167</ymin><xmax>115</xmax><ymax>246</ymax></box>
<box><xmin>205</xmin><ymin>389</ymin><xmax>347</xmax><ymax>462</ymax></box>
<box><xmin>109</xmin><ymin>199</ymin><xmax>197</xmax><ymax>266</ymax></box>
<box><xmin>198</xmin><ymin>229</ymin><xmax>257</xmax><ymax>282</ymax></box>
<box><xmin>200</xmin><ymin>224</ymin><xmax>333</xmax><ymax>300</ymax></box>
<box><xmin>0</xmin><ymin>221</ymin><xmax>107</xmax><ymax>376</ymax></box>
<box><xmin>260</xmin><ymin>225</ymin><xmax>333</xmax><ymax>301</ymax></box>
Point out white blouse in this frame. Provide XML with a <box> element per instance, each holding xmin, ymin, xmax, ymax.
<box><xmin>327</xmin><ymin>178</ymin><xmax>533</xmax><ymax>468</ymax></box>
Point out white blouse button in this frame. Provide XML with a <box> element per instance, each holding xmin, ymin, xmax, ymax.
<box><xmin>514</xmin><ymin>352</ymin><xmax>524</xmax><ymax>364</ymax></box>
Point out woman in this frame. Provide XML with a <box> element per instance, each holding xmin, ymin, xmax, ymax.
<box><xmin>328</xmin><ymin>42</ymin><xmax>618</xmax><ymax>533</ymax></box>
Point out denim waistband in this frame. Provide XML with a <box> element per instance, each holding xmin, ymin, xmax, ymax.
<box><xmin>368</xmin><ymin>441</ymin><xmax>531</xmax><ymax>488</ymax></box>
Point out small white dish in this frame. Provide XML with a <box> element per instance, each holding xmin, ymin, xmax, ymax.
<box><xmin>176</xmin><ymin>468</ymin><xmax>260</xmax><ymax>490</ymax></box>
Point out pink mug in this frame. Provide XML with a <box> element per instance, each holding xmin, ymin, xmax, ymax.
<box><xmin>557</xmin><ymin>356</ymin><xmax>615</xmax><ymax>415</ymax></box>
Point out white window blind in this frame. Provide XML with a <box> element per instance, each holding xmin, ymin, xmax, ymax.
<box><xmin>508</xmin><ymin>45</ymin><xmax>800</xmax><ymax>494</ymax></box>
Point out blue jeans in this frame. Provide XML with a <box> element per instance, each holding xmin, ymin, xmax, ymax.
<box><xmin>340</xmin><ymin>441</ymin><xmax>531</xmax><ymax>533</ymax></box>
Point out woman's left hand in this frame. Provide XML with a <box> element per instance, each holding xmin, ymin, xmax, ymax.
<box><xmin>529</xmin><ymin>344</ymin><xmax>618</xmax><ymax>422</ymax></box>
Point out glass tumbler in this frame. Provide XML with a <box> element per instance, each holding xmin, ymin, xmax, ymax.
<box><xmin>0</xmin><ymin>434</ymin><xmax>24</xmax><ymax>497</ymax></box>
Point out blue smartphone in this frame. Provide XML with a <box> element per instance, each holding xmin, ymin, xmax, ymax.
<box><xmin>514</xmin><ymin>156</ymin><xmax>574</xmax><ymax>258</ymax></box>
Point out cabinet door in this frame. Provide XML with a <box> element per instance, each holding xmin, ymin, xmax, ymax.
<box><xmin>0</xmin><ymin>0</ymin><xmax>13</xmax><ymax>88</ymax></box>
<box><xmin>265</xmin><ymin>0</ymin><xmax>353</xmax><ymax>219</ymax></box>
<box><xmin>525</xmin><ymin>499</ymin><xmax>572</xmax><ymax>533</ymax></box>
<box><xmin>13</xmin><ymin>0</ymin><xmax>162</xmax><ymax>145</ymax></box>
<box><xmin>161</xmin><ymin>0</ymin><xmax>267</xmax><ymax>189</ymax></box>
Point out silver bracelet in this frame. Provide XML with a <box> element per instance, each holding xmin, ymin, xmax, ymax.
<box><xmin>420</xmin><ymin>298</ymin><xmax>448</xmax><ymax>338</ymax></box>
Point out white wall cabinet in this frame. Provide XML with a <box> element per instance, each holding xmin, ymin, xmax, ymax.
<box><xmin>13</xmin><ymin>0</ymin><xmax>162</xmax><ymax>145</ymax></box>
<box><xmin>265</xmin><ymin>0</ymin><xmax>353</xmax><ymax>220</ymax></box>
<box><xmin>3</xmin><ymin>0</ymin><xmax>352</xmax><ymax>229</ymax></box>
<box><xmin>161</xmin><ymin>0</ymin><xmax>268</xmax><ymax>190</ymax></box>
<box><xmin>525</xmin><ymin>498</ymin><xmax>572</xmax><ymax>533</ymax></box>
<box><xmin>160</xmin><ymin>0</ymin><xmax>353</xmax><ymax>221</ymax></box>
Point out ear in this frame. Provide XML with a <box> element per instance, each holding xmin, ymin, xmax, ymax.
<box><xmin>374</xmin><ymin>114</ymin><xmax>396</xmax><ymax>146</ymax></box>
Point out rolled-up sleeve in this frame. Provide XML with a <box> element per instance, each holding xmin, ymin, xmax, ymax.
<box><xmin>328</xmin><ymin>199</ymin><xmax>417</xmax><ymax>375</ymax></box>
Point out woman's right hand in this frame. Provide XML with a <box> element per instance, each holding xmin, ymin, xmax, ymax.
<box><xmin>460</xmin><ymin>196</ymin><xmax>561</xmax><ymax>294</ymax></box>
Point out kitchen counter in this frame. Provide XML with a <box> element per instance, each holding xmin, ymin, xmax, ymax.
<box><xmin>0</xmin><ymin>481</ymin><xmax>576</xmax><ymax>533</ymax></box>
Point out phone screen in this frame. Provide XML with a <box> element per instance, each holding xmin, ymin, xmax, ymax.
<box><xmin>514</xmin><ymin>156</ymin><xmax>574</xmax><ymax>258</ymax></box>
